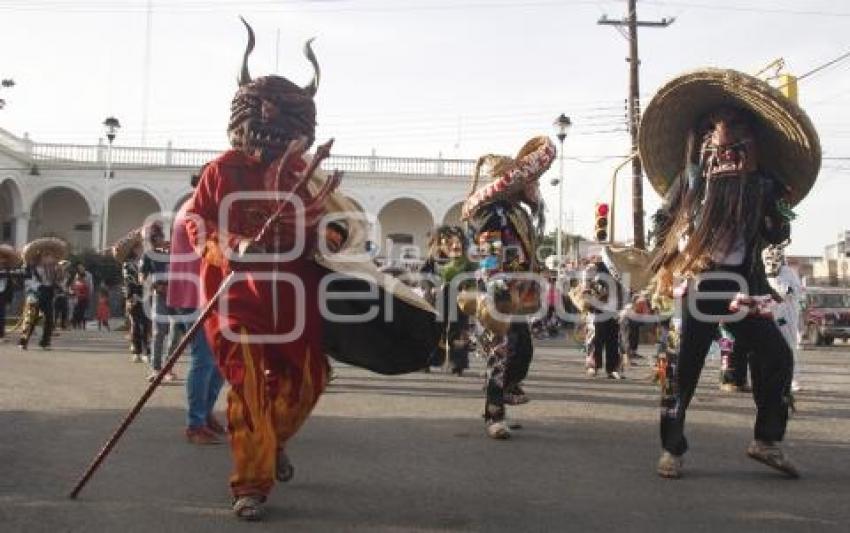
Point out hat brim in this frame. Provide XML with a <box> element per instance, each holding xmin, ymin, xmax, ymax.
<box><xmin>0</xmin><ymin>244</ymin><xmax>22</xmax><ymax>269</ymax></box>
<box><xmin>22</xmin><ymin>238</ymin><xmax>69</xmax><ymax>264</ymax></box>
<box><xmin>639</xmin><ymin>68</ymin><xmax>821</xmax><ymax>206</ymax></box>
<box><xmin>602</xmin><ymin>245</ymin><xmax>653</xmax><ymax>293</ymax></box>
<box><xmin>112</xmin><ymin>230</ymin><xmax>143</xmax><ymax>263</ymax></box>
<box><xmin>462</xmin><ymin>136</ymin><xmax>556</xmax><ymax>219</ymax></box>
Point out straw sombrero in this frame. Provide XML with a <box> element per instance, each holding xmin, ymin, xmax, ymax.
<box><xmin>602</xmin><ymin>245</ymin><xmax>652</xmax><ymax>293</ymax></box>
<box><xmin>462</xmin><ymin>135</ymin><xmax>557</xmax><ymax>220</ymax></box>
<box><xmin>0</xmin><ymin>244</ymin><xmax>22</xmax><ymax>269</ymax></box>
<box><xmin>639</xmin><ymin>68</ymin><xmax>821</xmax><ymax>206</ymax></box>
<box><xmin>22</xmin><ymin>237</ymin><xmax>69</xmax><ymax>264</ymax></box>
<box><xmin>111</xmin><ymin>229</ymin><xmax>143</xmax><ymax>263</ymax></box>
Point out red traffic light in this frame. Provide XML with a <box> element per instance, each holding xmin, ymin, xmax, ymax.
<box><xmin>596</xmin><ymin>203</ymin><xmax>609</xmax><ymax>217</ymax></box>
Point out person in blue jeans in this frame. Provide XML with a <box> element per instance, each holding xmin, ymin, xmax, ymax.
<box><xmin>167</xmin><ymin>178</ymin><xmax>225</xmax><ymax>445</ymax></box>
<box><xmin>168</xmin><ymin>308</ymin><xmax>225</xmax><ymax>444</ymax></box>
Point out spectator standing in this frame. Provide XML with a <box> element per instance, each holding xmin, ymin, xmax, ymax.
<box><xmin>96</xmin><ymin>286</ymin><xmax>111</xmax><ymax>331</ymax></box>
<box><xmin>71</xmin><ymin>272</ymin><xmax>90</xmax><ymax>329</ymax></box>
<box><xmin>141</xmin><ymin>222</ymin><xmax>176</xmax><ymax>382</ymax></box>
<box><xmin>167</xmin><ymin>181</ymin><xmax>224</xmax><ymax>445</ymax></box>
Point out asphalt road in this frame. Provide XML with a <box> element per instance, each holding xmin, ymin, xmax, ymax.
<box><xmin>1</xmin><ymin>327</ymin><xmax>849</xmax><ymax>532</ymax></box>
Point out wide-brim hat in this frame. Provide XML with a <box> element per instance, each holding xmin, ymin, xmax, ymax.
<box><xmin>462</xmin><ymin>135</ymin><xmax>556</xmax><ymax>219</ymax></box>
<box><xmin>22</xmin><ymin>237</ymin><xmax>69</xmax><ymax>264</ymax></box>
<box><xmin>639</xmin><ymin>68</ymin><xmax>821</xmax><ymax>206</ymax></box>
<box><xmin>0</xmin><ymin>244</ymin><xmax>22</xmax><ymax>269</ymax></box>
<box><xmin>112</xmin><ymin>229</ymin><xmax>143</xmax><ymax>263</ymax></box>
<box><xmin>602</xmin><ymin>245</ymin><xmax>653</xmax><ymax>293</ymax></box>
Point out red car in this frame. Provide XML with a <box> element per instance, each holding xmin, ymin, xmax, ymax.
<box><xmin>802</xmin><ymin>287</ymin><xmax>850</xmax><ymax>346</ymax></box>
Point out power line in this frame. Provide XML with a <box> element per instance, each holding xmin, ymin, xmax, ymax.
<box><xmin>642</xmin><ymin>0</ymin><xmax>850</xmax><ymax>17</ymax></box>
<box><xmin>798</xmin><ymin>50</ymin><xmax>850</xmax><ymax>82</ymax></box>
<box><xmin>0</xmin><ymin>0</ymin><xmax>599</xmax><ymax>13</ymax></box>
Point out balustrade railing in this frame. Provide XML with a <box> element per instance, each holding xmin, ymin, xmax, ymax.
<box><xmin>17</xmin><ymin>139</ymin><xmax>475</xmax><ymax>177</ymax></box>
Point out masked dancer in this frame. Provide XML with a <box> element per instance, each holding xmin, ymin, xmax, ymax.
<box><xmin>185</xmin><ymin>19</ymin><xmax>436</xmax><ymax>520</ymax></box>
<box><xmin>418</xmin><ymin>225</ymin><xmax>476</xmax><ymax>375</ymax></box>
<box><xmin>459</xmin><ymin>137</ymin><xmax>555</xmax><ymax>439</ymax></box>
<box><xmin>763</xmin><ymin>243</ymin><xmax>803</xmax><ymax>391</ymax></box>
<box><xmin>643</xmin><ymin>68</ymin><xmax>820</xmax><ymax>479</ymax></box>
<box><xmin>18</xmin><ymin>238</ymin><xmax>67</xmax><ymax>350</ymax></box>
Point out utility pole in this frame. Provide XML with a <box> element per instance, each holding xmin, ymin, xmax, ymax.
<box><xmin>598</xmin><ymin>1</ymin><xmax>674</xmax><ymax>249</ymax></box>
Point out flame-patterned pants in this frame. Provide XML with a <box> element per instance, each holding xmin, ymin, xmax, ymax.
<box><xmin>217</xmin><ymin>332</ymin><xmax>328</xmax><ymax>499</ymax></box>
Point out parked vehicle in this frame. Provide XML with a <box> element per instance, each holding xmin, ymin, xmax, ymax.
<box><xmin>802</xmin><ymin>287</ymin><xmax>850</xmax><ymax>346</ymax></box>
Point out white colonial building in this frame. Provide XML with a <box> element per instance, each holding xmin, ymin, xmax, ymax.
<box><xmin>0</xmin><ymin>127</ymin><xmax>474</xmax><ymax>265</ymax></box>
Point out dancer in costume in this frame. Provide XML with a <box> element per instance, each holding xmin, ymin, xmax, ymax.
<box><xmin>717</xmin><ymin>326</ymin><xmax>750</xmax><ymax>392</ymax></box>
<box><xmin>643</xmin><ymin>68</ymin><xmax>821</xmax><ymax>479</ymax></box>
<box><xmin>418</xmin><ymin>225</ymin><xmax>475</xmax><ymax>375</ymax></box>
<box><xmin>459</xmin><ymin>136</ymin><xmax>555</xmax><ymax>439</ymax></box>
<box><xmin>576</xmin><ymin>258</ymin><xmax>624</xmax><ymax>379</ymax></box>
<box><xmin>0</xmin><ymin>244</ymin><xmax>23</xmax><ymax>342</ymax></box>
<box><xmin>114</xmin><ymin>230</ymin><xmax>149</xmax><ymax>362</ymax></box>
<box><xmin>186</xmin><ymin>19</ymin><xmax>436</xmax><ymax>520</ymax></box>
<box><xmin>763</xmin><ymin>242</ymin><xmax>804</xmax><ymax>392</ymax></box>
<box><xmin>18</xmin><ymin>238</ymin><xmax>67</xmax><ymax>350</ymax></box>
<box><xmin>140</xmin><ymin>222</ymin><xmax>176</xmax><ymax>382</ymax></box>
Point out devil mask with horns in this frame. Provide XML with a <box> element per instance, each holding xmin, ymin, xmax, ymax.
<box><xmin>228</xmin><ymin>17</ymin><xmax>320</xmax><ymax>162</ymax></box>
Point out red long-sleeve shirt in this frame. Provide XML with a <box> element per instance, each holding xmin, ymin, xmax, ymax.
<box><xmin>185</xmin><ymin>149</ymin><xmax>324</xmax><ymax>372</ymax></box>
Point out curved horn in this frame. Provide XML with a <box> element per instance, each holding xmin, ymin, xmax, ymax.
<box><xmin>303</xmin><ymin>38</ymin><xmax>320</xmax><ymax>96</ymax></box>
<box><xmin>238</xmin><ymin>16</ymin><xmax>255</xmax><ymax>86</ymax></box>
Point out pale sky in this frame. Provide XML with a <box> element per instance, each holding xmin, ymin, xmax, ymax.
<box><xmin>1</xmin><ymin>0</ymin><xmax>849</xmax><ymax>255</ymax></box>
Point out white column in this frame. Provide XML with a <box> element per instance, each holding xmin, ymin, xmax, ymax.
<box><xmin>89</xmin><ymin>214</ymin><xmax>102</xmax><ymax>251</ymax></box>
<box><xmin>14</xmin><ymin>211</ymin><xmax>29</xmax><ymax>247</ymax></box>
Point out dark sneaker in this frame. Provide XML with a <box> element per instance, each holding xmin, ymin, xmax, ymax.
<box><xmin>276</xmin><ymin>450</ymin><xmax>295</xmax><ymax>482</ymax></box>
<box><xmin>746</xmin><ymin>440</ymin><xmax>800</xmax><ymax>478</ymax></box>
<box><xmin>504</xmin><ymin>392</ymin><xmax>530</xmax><ymax>405</ymax></box>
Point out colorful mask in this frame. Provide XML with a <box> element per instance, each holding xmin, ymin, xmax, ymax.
<box><xmin>228</xmin><ymin>18</ymin><xmax>320</xmax><ymax>162</ymax></box>
<box><xmin>762</xmin><ymin>243</ymin><xmax>786</xmax><ymax>277</ymax></box>
<box><xmin>698</xmin><ymin>107</ymin><xmax>759</xmax><ymax>180</ymax></box>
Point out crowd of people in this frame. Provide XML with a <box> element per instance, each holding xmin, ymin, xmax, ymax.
<box><xmin>0</xmin><ymin>240</ymin><xmax>100</xmax><ymax>350</ymax></box>
<box><xmin>0</xmin><ymin>20</ymin><xmax>824</xmax><ymax>520</ymax></box>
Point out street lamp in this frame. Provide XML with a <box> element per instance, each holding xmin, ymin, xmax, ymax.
<box><xmin>552</xmin><ymin>113</ymin><xmax>572</xmax><ymax>267</ymax></box>
<box><xmin>101</xmin><ymin>116</ymin><xmax>121</xmax><ymax>251</ymax></box>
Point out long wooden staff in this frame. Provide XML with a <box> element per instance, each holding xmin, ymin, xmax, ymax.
<box><xmin>68</xmin><ymin>271</ymin><xmax>232</xmax><ymax>499</ymax></box>
<box><xmin>69</xmin><ymin>139</ymin><xmax>339</xmax><ymax>499</ymax></box>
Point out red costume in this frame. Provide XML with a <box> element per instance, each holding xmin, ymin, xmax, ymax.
<box><xmin>187</xmin><ymin>148</ymin><xmax>330</xmax><ymax>498</ymax></box>
<box><xmin>186</xmin><ymin>20</ymin><xmax>436</xmax><ymax>519</ymax></box>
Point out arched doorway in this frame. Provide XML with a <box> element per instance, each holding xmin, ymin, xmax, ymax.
<box><xmin>28</xmin><ymin>187</ymin><xmax>93</xmax><ymax>252</ymax></box>
<box><xmin>173</xmin><ymin>192</ymin><xmax>193</xmax><ymax>213</ymax></box>
<box><xmin>106</xmin><ymin>189</ymin><xmax>162</xmax><ymax>246</ymax></box>
<box><xmin>377</xmin><ymin>197</ymin><xmax>434</xmax><ymax>265</ymax></box>
<box><xmin>442</xmin><ymin>201</ymin><xmax>464</xmax><ymax>227</ymax></box>
<box><xmin>0</xmin><ymin>179</ymin><xmax>23</xmax><ymax>245</ymax></box>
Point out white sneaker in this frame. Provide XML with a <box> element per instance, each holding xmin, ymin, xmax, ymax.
<box><xmin>791</xmin><ymin>380</ymin><xmax>801</xmax><ymax>392</ymax></box>
<box><xmin>607</xmin><ymin>371</ymin><xmax>624</xmax><ymax>380</ymax></box>
<box><xmin>586</xmin><ymin>367</ymin><xmax>598</xmax><ymax>377</ymax></box>
<box><xmin>486</xmin><ymin>420</ymin><xmax>511</xmax><ymax>440</ymax></box>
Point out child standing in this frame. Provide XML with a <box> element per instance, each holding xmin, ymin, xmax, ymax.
<box><xmin>96</xmin><ymin>287</ymin><xmax>111</xmax><ymax>331</ymax></box>
<box><xmin>71</xmin><ymin>273</ymin><xmax>90</xmax><ymax>329</ymax></box>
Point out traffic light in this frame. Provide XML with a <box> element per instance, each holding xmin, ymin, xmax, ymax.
<box><xmin>594</xmin><ymin>203</ymin><xmax>609</xmax><ymax>242</ymax></box>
